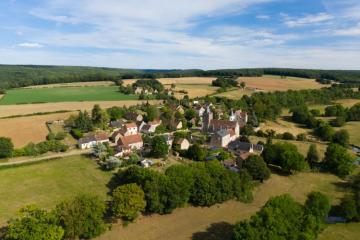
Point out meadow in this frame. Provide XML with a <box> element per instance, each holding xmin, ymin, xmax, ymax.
<box><xmin>0</xmin><ymin>155</ymin><xmax>112</xmax><ymax>225</ymax></box>
<box><xmin>0</xmin><ymin>86</ymin><xmax>137</xmax><ymax>105</ymax></box>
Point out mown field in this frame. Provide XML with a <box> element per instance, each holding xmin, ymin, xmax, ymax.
<box><xmin>172</xmin><ymin>84</ymin><xmax>219</xmax><ymax>99</ymax></box>
<box><xmin>0</xmin><ymin>155</ymin><xmax>112</xmax><ymax>225</ymax></box>
<box><xmin>0</xmin><ymin>86</ymin><xmax>137</xmax><ymax>105</ymax></box>
<box><xmin>318</xmin><ymin>222</ymin><xmax>360</xmax><ymax>240</ymax></box>
<box><xmin>97</xmin><ymin>171</ymin><xmax>347</xmax><ymax>240</ymax></box>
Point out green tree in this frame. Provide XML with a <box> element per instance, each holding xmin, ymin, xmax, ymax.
<box><xmin>187</xmin><ymin>144</ymin><xmax>207</xmax><ymax>161</ymax></box>
<box><xmin>112</xmin><ymin>183</ymin><xmax>146</xmax><ymax>221</ymax></box>
<box><xmin>151</xmin><ymin>135</ymin><xmax>169</xmax><ymax>158</ymax></box>
<box><xmin>74</xmin><ymin>111</ymin><xmax>93</xmax><ymax>132</ymax></box>
<box><xmin>91</xmin><ymin>104</ymin><xmax>109</xmax><ymax>129</ymax></box>
<box><xmin>184</xmin><ymin>108</ymin><xmax>196</xmax><ymax>121</ymax></box>
<box><xmin>165</xmin><ymin>165</ymin><xmax>194</xmax><ymax>206</ymax></box>
<box><xmin>243</xmin><ymin>155</ymin><xmax>270</xmax><ymax>182</ymax></box>
<box><xmin>324</xmin><ymin>143</ymin><xmax>356</xmax><ymax>177</ymax></box>
<box><xmin>306</xmin><ymin>144</ymin><xmax>320</xmax><ymax>164</ymax></box>
<box><xmin>339</xmin><ymin>195</ymin><xmax>358</xmax><ymax>221</ymax></box>
<box><xmin>145</xmin><ymin>105</ymin><xmax>160</xmax><ymax>122</ymax></box>
<box><xmin>0</xmin><ymin>137</ymin><xmax>14</xmax><ymax>158</ymax></box>
<box><xmin>332</xmin><ymin>129</ymin><xmax>350</xmax><ymax>147</ymax></box>
<box><xmin>107</xmin><ymin>106</ymin><xmax>125</xmax><ymax>121</ymax></box>
<box><xmin>6</xmin><ymin>205</ymin><xmax>64</xmax><ymax>240</ymax></box>
<box><xmin>240</xmin><ymin>81</ymin><xmax>246</xmax><ymax>89</ymax></box>
<box><xmin>55</xmin><ymin>194</ymin><xmax>106</xmax><ymax>239</ymax></box>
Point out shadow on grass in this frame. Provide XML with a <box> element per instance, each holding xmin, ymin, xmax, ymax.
<box><xmin>192</xmin><ymin>222</ymin><xmax>234</xmax><ymax>240</ymax></box>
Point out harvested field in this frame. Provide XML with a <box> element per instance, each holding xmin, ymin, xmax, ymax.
<box><xmin>96</xmin><ymin>172</ymin><xmax>346</xmax><ymax>240</ymax></box>
<box><xmin>260</xmin><ymin>117</ymin><xmax>310</xmax><ymax>136</ymax></box>
<box><xmin>214</xmin><ymin>88</ymin><xmax>254</xmax><ymax>99</ymax></box>
<box><xmin>173</xmin><ymin>84</ymin><xmax>219</xmax><ymax>99</ymax></box>
<box><xmin>23</xmin><ymin>81</ymin><xmax>115</xmax><ymax>88</ymax></box>
<box><xmin>0</xmin><ymin>155</ymin><xmax>112</xmax><ymax>225</ymax></box>
<box><xmin>122</xmin><ymin>77</ymin><xmax>216</xmax><ymax>86</ymax></box>
<box><xmin>0</xmin><ymin>112</ymin><xmax>74</xmax><ymax>147</ymax></box>
<box><xmin>0</xmin><ymin>100</ymin><xmax>158</xmax><ymax>118</ymax></box>
<box><xmin>237</xmin><ymin>75</ymin><xmax>328</xmax><ymax>92</ymax></box>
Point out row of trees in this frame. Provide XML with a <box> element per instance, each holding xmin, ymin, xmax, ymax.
<box><xmin>233</xmin><ymin>192</ymin><xmax>331</xmax><ymax>240</ymax></box>
<box><xmin>338</xmin><ymin>173</ymin><xmax>360</xmax><ymax>222</ymax></box>
<box><xmin>113</xmin><ymin>161</ymin><xmax>254</xmax><ymax>216</ymax></box>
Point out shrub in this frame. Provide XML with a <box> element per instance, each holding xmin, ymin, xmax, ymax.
<box><xmin>0</xmin><ymin>137</ymin><xmax>14</xmax><ymax>158</ymax></box>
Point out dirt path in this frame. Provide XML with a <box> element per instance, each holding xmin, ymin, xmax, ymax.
<box><xmin>96</xmin><ymin>172</ymin><xmax>344</xmax><ymax>240</ymax></box>
<box><xmin>0</xmin><ymin>149</ymin><xmax>91</xmax><ymax>167</ymax></box>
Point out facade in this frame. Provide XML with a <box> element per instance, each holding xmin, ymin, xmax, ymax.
<box><xmin>78</xmin><ymin>133</ymin><xmax>109</xmax><ymax>149</ymax></box>
<box><xmin>208</xmin><ymin>119</ymin><xmax>240</xmax><ymax>137</ymax></box>
<box><xmin>141</xmin><ymin>119</ymin><xmax>162</xmax><ymax>133</ymax></box>
<box><xmin>117</xmin><ymin>134</ymin><xmax>143</xmax><ymax>150</ymax></box>
<box><xmin>125</xmin><ymin>112</ymin><xmax>143</xmax><ymax>122</ymax></box>
<box><xmin>229</xmin><ymin>109</ymin><xmax>248</xmax><ymax>128</ymax></box>
<box><xmin>120</xmin><ymin>122</ymin><xmax>138</xmax><ymax>136</ymax></box>
<box><xmin>210</xmin><ymin>129</ymin><xmax>237</xmax><ymax>148</ymax></box>
<box><xmin>176</xmin><ymin>138</ymin><xmax>190</xmax><ymax>150</ymax></box>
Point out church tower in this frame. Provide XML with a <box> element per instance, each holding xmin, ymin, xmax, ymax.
<box><xmin>202</xmin><ymin>106</ymin><xmax>213</xmax><ymax>132</ymax></box>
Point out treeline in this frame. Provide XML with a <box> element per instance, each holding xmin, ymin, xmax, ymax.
<box><xmin>2</xmin><ymin>65</ymin><xmax>360</xmax><ymax>90</ymax></box>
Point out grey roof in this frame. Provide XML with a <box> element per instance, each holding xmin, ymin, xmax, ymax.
<box><xmin>228</xmin><ymin>141</ymin><xmax>263</xmax><ymax>153</ymax></box>
<box><xmin>216</xmin><ymin>129</ymin><xmax>229</xmax><ymax>137</ymax></box>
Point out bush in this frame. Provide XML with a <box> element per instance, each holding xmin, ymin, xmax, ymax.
<box><xmin>112</xmin><ymin>183</ymin><xmax>146</xmax><ymax>221</ymax></box>
<box><xmin>332</xmin><ymin>129</ymin><xmax>350</xmax><ymax>147</ymax></box>
<box><xmin>186</xmin><ymin>144</ymin><xmax>207</xmax><ymax>161</ymax></box>
<box><xmin>0</xmin><ymin>137</ymin><xmax>14</xmax><ymax>158</ymax></box>
<box><xmin>282</xmin><ymin>132</ymin><xmax>295</xmax><ymax>140</ymax></box>
<box><xmin>243</xmin><ymin>155</ymin><xmax>270</xmax><ymax>182</ymax></box>
<box><xmin>330</xmin><ymin>116</ymin><xmax>346</xmax><ymax>127</ymax></box>
<box><xmin>324</xmin><ymin>143</ymin><xmax>356</xmax><ymax>177</ymax></box>
<box><xmin>296</xmin><ymin>133</ymin><xmax>307</xmax><ymax>141</ymax></box>
<box><xmin>70</xmin><ymin>128</ymin><xmax>84</xmax><ymax>139</ymax></box>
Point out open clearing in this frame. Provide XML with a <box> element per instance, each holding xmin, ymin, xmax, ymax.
<box><xmin>0</xmin><ymin>112</ymin><xmax>74</xmax><ymax>147</ymax></box>
<box><xmin>318</xmin><ymin>223</ymin><xmax>360</xmax><ymax>240</ymax></box>
<box><xmin>0</xmin><ymin>155</ymin><xmax>112</xmax><ymax>225</ymax></box>
<box><xmin>237</xmin><ymin>75</ymin><xmax>327</xmax><ymax>92</ymax></box>
<box><xmin>0</xmin><ymin>86</ymin><xmax>137</xmax><ymax>105</ymax></box>
<box><xmin>0</xmin><ymin>100</ymin><xmax>158</xmax><ymax>118</ymax></box>
<box><xmin>97</xmin><ymin>172</ymin><xmax>346</xmax><ymax>240</ymax></box>
<box><xmin>23</xmin><ymin>81</ymin><xmax>115</xmax><ymax>88</ymax></box>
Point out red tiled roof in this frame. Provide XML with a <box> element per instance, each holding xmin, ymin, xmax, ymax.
<box><xmin>125</xmin><ymin>122</ymin><xmax>137</xmax><ymax>128</ymax></box>
<box><xmin>210</xmin><ymin>119</ymin><xmax>237</xmax><ymax>128</ymax></box>
<box><xmin>118</xmin><ymin>134</ymin><xmax>143</xmax><ymax>146</ymax></box>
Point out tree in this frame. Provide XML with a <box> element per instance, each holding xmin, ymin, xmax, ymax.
<box><xmin>306</xmin><ymin>144</ymin><xmax>320</xmax><ymax>164</ymax></box>
<box><xmin>55</xmin><ymin>194</ymin><xmax>106</xmax><ymax>239</ymax></box>
<box><xmin>315</xmin><ymin>122</ymin><xmax>335</xmax><ymax>141</ymax></box>
<box><xmin>0</xmin><ymin>137</ymin><xmax>14</xmax><ymax>158</ymax></box>
<box><xmin>91</xmin><ymin>104</ymin><xmax>109</xmax><ymax>129</ymax></box>
<box><xmin>304</xmin><ymin>192</ymin><xmax>331</xmax><ymax>221</ymax></box>
<box><xmin>74</xmin><ymin>111</ymin><xmax>93</xmax><ymax>132</ymax></box>
<box><xmin>240</xmin><ymin>81</ymin><xmax>246</xmax><ymax>89</ymax></box>
<box><xmin>112</xmin><ymin>183</ymin><xmax>146</xmax><ymax>221</ymax></box>
<box><xmin>332</xmin><ymin>129</ymin><xmax>350</xmax><ymax>147</ymax></box>
<box><xmin>145</xmin><ymin>105</ymin><xmax>160</xmax><ymax>122</ymax></box>
<box><xmin>6</xmin><ymin>205</ymin><xmax>64</xmax><ymax>240</ymax></box>
<box><xmin>243</xmin><ymin>155</ymin><xmax>270</xmax><ymax>182</ymax></box>
<box><xmin>339</xmin><ymin>195</ymin><xmax>358</xmax><ymax>221</ymax></box>
<box><xmin>187</xmin><ymin>144</ymin><xmax>207</xmax><ymax>161</ymax></box>
<box><xmin>324</xmin><ymin>143</ymin><xmax>356</xmax><ymax>177</ymax></box>
<box><xmin>185</xmin><ymin>108</ymin><xmax>196</xmax><ymax>121</ymax></box>
<box><xmin>107</xmin><ymin>106</ymin><xmax>125</xmax><ymax>121</ymax></box>
<box><xmin>151</xmin><ymin>135</ymin><xmax>169</xmax><ymax>158</ymax></box>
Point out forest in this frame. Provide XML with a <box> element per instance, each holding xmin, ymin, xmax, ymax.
<box><xmin>1</xmin><ymin>65</ymin><xmax>360</xmax><ymax>89</ymax></box>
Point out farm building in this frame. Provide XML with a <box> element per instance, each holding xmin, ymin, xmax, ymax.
<box><xmin>78</xmin><ymin>132</ymin><xmax>109</xmax><ymax>149</ymax></box>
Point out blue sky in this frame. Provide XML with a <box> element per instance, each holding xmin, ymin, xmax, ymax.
<box><xmin>1</xmin><ymin>0</ymin><xmax>360</xmax><ymax>69</ymax></box>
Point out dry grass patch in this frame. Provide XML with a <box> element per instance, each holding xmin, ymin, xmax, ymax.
<box><xmin>0</xmin><ymin>112</ymin><xmax>74</xmax><ymax>148</ymax></box>
<box><xmin>260</xmin><ymin>118</ymin><xmax>310</xmax><ymax>136</ymax></box>
<box><xmin>237</xmin><ymin>75</ymin><xmax>328</xmax><ymax>92</ymax></box>
<box><xmin>23</xmin><ymin>81</ymin><xmax>115</xmax><ymax>88</ymax></box>
<box><xmin>96</xmin><ymin>172</ymin><xmax>345</xmax><ymax>240</ymax></box>
<box><xmin>214</xmin><ymin>88</ymin><xmax>254</xmax><ymax>99</ymax></box>
<box><xmin>0</xmin><ymin>100</ymin><xmax>159</xmax><ymax>118</ymax></box>
<box><xmin>122</xmin><ymin>77</ymin><xmax>216</xmax><ymax>86</ymax></box>
<box><xmin>318</xmin><ymin>223</ymin><xmax>360</xmax><ymax>240</ymax></box>
<box><xmin>173</xmin><ymin>84</ymin><xmax>219</xmax><ymax>99</ymax></box>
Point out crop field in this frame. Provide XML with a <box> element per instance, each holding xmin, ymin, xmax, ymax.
<box><xmin>0</xmin><ymin>112</ymin><xmax>74</xmax><ymax>147</ymax></box>
<box><xmin>0</xmin><ymin>100</ymin><xmax>158</xmax><ymax>118</ymax></box>
<box><xmin>237</xmin><ymin>75</ymin><xmax>327</xmax><ymax>92</ymax></box>
<box><xmin>0</xmin><ymin>155</ymin><xmax>112</xmax><ymax>225</ymax></box>
<box><xmin>214</xmin><ymin>88</ymin><xmax>254</xmax><ymax>99</ymax></box>
<box><xmin>0</xmin><ymin>86</ymin><xmax>137</xmax><ymax>105</ymax></box>
<box><xmin>172</xmin><ymin>84</ymin><xmax>219</xmax><ymax>99</ymax></box>
<box><xmin>97</xmin><ymin>171</ymin><xmax>346</xmax><ymax>240</ymax></box>
<box><xmin>122</xmin><ymin>77</ymin><xmax>216</xmax><ymax>86</ymax></box>
<box><xmin>23</xmin><ymin>81</ymin><xmax>115</xmax><ymax>88</ymax></box>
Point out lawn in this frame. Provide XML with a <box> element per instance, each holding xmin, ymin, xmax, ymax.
<box><xmin>0</xmin><ymin>86</ymin><xmax>137</xmax><ymax>105</ymax></box>
<box><xmin>0</xmin><ymin>155</ymin><xmax>112</xmax><ymax>225</ymax></box>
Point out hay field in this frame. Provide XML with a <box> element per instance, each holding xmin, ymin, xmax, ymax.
<box><xmin>0</xmin><ymin>112</ymin><xmax>74</xmax><ymax>147</ymax></box>
<box><xmin>97</xmin><ymin>172</ymin><xmax>345</xmax><ymax>240</ymax></box>
<box><xmin>0</xmin><ymin>100</ymin><xmax>158</xmax><ymax>118</ymax></box>
<box><xmin>23</xmin><ymin>81</ymin><xmax>115</xmax><ymax>88</ymax></box>
<box><xmin>173</xmin><ymin>84</ymin><xmax>219</xmax><ymax>99</ymax></box>
<box><xmin>0</xmin><ymin>155</ymin><xmax>112</xmax><ymax>225</ymax></box>
<box><xmin>214</xmin><ymin>88</ymin><xmax>254</xmax><ymax>99</ymax></box>
<box><xmin>237</xmin><ymin>75</ymin><xmax>327</xmax><ymax>92</ymax></box>
<box><xmin>0</xmin><ymin>86</ymin><xmax>137</xmax><ymax>105</ymax></box>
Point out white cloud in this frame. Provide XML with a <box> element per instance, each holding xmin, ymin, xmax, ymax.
<box><xmin>256</xmin><ymin>15</ymin><xmax>270</xmax><ymax>20</ymax></box>
<box><xmin>283</xmin><ymin>12</ymin><xmax>333</xmax><ymax>27</ymax></box>
<box><xmin>17</xmin><ymin>42</ymin><xmax>43</xmax><ymax>48</ymax></box>
<box><xmin>334</xmin><ymin>23</ymin><xmax>360</xmax><ymax>36</ymax></box>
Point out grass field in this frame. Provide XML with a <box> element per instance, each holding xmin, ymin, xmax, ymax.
<box><xmin>0</xmin><ymin>112</ymin><xmax>74</xmax><ymax>147</ymax></box>
<box><xmin>122</xmin><ymin>77</ymin><xmax>216</xmax><ymax>86</ymax></box>
<box><xmin>96</xmin><ymin>171</ymin><xmax>347</xmax><ymax>240</ymax></box>
<box><xmin>0</xmin><ymin>100</ymin><xmax>158</xmax><ymax>118</ymax></box>
<box><xmin>0</xmin><ymin>86</ymin><xmax>137</xmax><ymax>105</ymax></box>
<box><xmin>214</xmin><ymin>88</ymin><xmax>254</xmax><ymax>99</ymax></box>
<box><xmin>237</xmin><ymin>75</ymin><xmax>328</xmax><ymax>92</ymax></box>
<box><xmin>338</xmin><ymin>122</ymin><xmax>360</xmax><ymax>147</ymax></box>
<box><xmin>0</xmin><ymin>155</ymin><xmax>112</xmax><ymax>225</ymax></box>
<box><xmin>318</xmin><ymin>223</ymin><xmax>360</xmax><ymax>240</ymax></box>
<box><xmin>23</xmin><ymin>81</ymin><xmax>115</xmax><ymax>88</ymax></box>
<box><xmin>172</xmin><ymin>84</ymin><xmax>219</xmax><ymax>98</ymax></box>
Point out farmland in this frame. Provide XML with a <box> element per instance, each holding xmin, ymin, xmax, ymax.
<box><xmin>318</xmin><ymin>223</ymin><xmax>360</xmax><ymax>240</ymax></box>
<box><xmin>172</xmin><ymin>84</ymin><xmax>219</xmax><ymax>99</ymax></box>
<box><xmin>0</xmin><ymin>112</ymin><xmax>74</xmax><ymax>147</ymax></box>
<box><xmin>0</xmin><ymin>155</ymin><xmax>112</xmax><ymax>225</ymax></box>
<box><xmin>0</xmin><ymin>86</ymin><xmax>137</xmax><ymax>105</ymax></box>
<box><xmin>23</xmin><ymin>81</ymin><xmax>115</xmax><ymax>88</ymax></box>
<box><xmin>214</xmin><ymin>88</ymin><xmax>254</xmax><ymax>99</ymax></box>
<box><xmin>97</xmin><ymin>171</ymin><xmax>346</xmax><ymax>240</ymax></box>
<box><xmin>0</xmin><ymin>100</ymin><xmax>158</xmax><ymax>118</ymax></box>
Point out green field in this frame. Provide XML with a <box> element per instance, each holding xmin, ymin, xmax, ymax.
<box><xmin>318</xmin><ymin>223</ymin><xmax>360</xmax><ymax>240</ymax></box>
<box><xmin>0</xmin><ymin>156</ymin><xmax>112</xmax><ymax>225</ymax></box>
<box><xmin>0</xmin><ymin>86</ymin><xmax>138</xmax><ymax>105</ymax></box>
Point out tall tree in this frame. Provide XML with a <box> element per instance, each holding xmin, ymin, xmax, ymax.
<box><xmin>151</xmin><ymin>136</ymin><xmax>169</xmax><ymax>158</ymax></box>
<box><xmin>0</xmin><ymin>137</ymin><xmax>14</xmax><ymax>158</ymax></box>
<box><xmin>306</xmin><ymin>144</ymin><xmax>320</xmax><ymax>164</ymax></box>
<box><xmin>324</xmin><ymin>143</ymin><xmax>356</xmax><ymax>177</ymax></box>
<box><xmin>243</xmin><ymin>155</ymin><xmax>270</xmax><ymax>182</ymax></box>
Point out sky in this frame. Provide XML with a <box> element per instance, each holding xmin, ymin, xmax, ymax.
<box><xmin>1</xmin><ymin>0</ymin><xmax>360</xmax><ymax>69</ymax></box>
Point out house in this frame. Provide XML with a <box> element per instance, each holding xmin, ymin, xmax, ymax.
<box><xmin>134</xmin><ymin>87</ymin><xmax>143</xmax><ymax>94</ymax></box>
<box><xmin>175</xmin><ymin>138</ymin><xmax>190</xmax><ymax>150</ymax></box>
<box><xmin>171</xmin><ymin>120</ymin><xmax>183</xmax><ymax>130</ymax></box>
<box><xmin>208</xmin><ymin>119</ymin><xmax>240</xmax><ymax>137</ymax></box>
<box><xmin>228</xmin><ymin>141</ymin><xmax>264</xmax><ymax>163</ymax></box>
<box><xmin>120</xmin><ymin>122</ymin><xmax>138</xmax><ymax>136</ymax></box>
<box><xmin>195</xmin><ymin>105</ymin><xmax>206</xmax><ymax>118</ymax></box>
<box><xmin>125</xmin><ymin>112</ymin><xmax>143</xmax><ymax>122</ymax></box>
<box><xmin>78</xmin><ymin>132</ymin><xmax>109</xmax><ymax>149</ymax></box>
<box><xmin>117</xmin><ymin>134</ymin><xmax>143</xmax><ymax>150</ymax></box>
<box><xmin>176</xmin><ymin>105</ymin><xmax>185</xmax><ymax>114</ymax></box>
<box><xmin>141</xmin><ymin>119</ymin><xmax>162</xmax><ymax>134</ymax></box>
<box><xmin>222</xmin><ymin>159</ymin><xmax>239</xmax><ymax>172</ymax></box>
<box><xmin>229</xmin><ymin>109</ymin><xmax>248</xmax><ymax>128</ymax></box>
<box><xmin>210</xmin><ymin>129</ymin><xmax>237</xmax><ymax>148</ymax></box>
<box><xmin>163</xmin><ymin>134</ymin><xmax>174</xmax><ymax>147</ymax></box>
<box><xmin>140</xmin><ymin>159</ymin><xmax>153</xmax><ymax>168</ymax></box>
<box><xmin>110</xmin><ymin>119</ymin><xmax>125</xmax><ymax>130</ymax></box>
<box><xmin>114</xmin><ymin>146</ymin><xmax>132</xmax><ymax>157</ymax></box>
